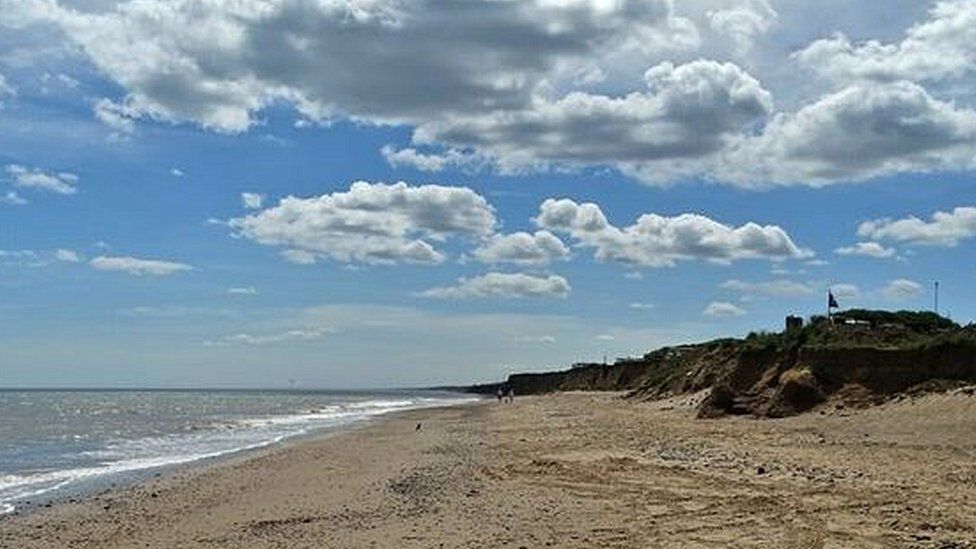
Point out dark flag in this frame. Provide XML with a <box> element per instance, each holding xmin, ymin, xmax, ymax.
<box><xmin>828</xmin><ymin>291</ymin><xmax>839</xmax><ymax>309</ymax></box>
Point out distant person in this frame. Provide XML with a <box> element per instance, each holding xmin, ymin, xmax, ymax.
<box><xmin>496</xmin><ymin>388</ymin><xmax>504</xmax><ymax>402</ymax></box>
<box><xmin>507</xmin><ymin>387</ymin><xmax>515</xmax><ymax>403</ymax></box>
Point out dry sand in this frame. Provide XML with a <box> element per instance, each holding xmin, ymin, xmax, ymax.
<box><xmin>2</xmin><ymin>391</ymin><xmax>976</xmax><ymax>548</ymax></box>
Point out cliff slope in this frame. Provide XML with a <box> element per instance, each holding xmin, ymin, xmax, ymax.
<box><xmin>469</xmin><ymin>311</ymin><xmax>976</xmax><ymax>418</ymax></box>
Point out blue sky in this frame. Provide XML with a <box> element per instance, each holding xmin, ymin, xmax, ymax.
<box><xmin>1</xmin><ymin>0</ymin><xmax>974</xmax><ymax>388</ymax></box>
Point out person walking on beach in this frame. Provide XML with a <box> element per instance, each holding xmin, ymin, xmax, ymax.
<box><xmin>496</xmin><ymin>388</ymin><xmax>504</xmax><ymax>402</ymax></box>
<box><xmin>506</xmin><ymin>387</ymin><xmax>515</xmax><ymax>403</ymax></box>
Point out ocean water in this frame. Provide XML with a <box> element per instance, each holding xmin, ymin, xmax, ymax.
<box><xmin>0</xmin><ymin>389</ymin><xmax>477</xmax><ymax>515</ymax></box>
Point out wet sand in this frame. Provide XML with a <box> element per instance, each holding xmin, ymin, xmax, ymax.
<box><xmin>2</xmin><ymin>391</ymin><xmax>975</xmax><ymax>548</ymax></box>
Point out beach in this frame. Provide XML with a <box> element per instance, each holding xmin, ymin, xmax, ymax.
<box><xmin>2</xmin><ymin>391</ymin><xmax>975</xmax><ymax>548</ymax></box>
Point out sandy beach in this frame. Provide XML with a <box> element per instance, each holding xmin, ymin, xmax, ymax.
<box><xmin>2</xmin><ymin>391</ymin><xmax>975</xmax><ymax>548</ymax></box>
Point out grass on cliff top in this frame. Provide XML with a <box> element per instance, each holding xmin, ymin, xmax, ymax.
<box><xmin>742</xmin><ymin>310</ymin><xmax>976</xmax><ymax>352</ymax></box>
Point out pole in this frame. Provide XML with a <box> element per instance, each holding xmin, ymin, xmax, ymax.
<box><xmin>934</xmin><ymin>281</ymin><xmax>939</xmax><ymax>315</ymax></box>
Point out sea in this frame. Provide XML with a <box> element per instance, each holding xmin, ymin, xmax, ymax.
<box><xmin>0</xmin><ymin>389</ymin><xmax>478</xmax><ymax>516</ymax></box>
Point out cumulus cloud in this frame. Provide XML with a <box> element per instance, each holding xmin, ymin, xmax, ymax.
<box><xmin>229</xmin><ymin>181</ymin><xmax>496</xmax><ymax>265</ymax></box>
<box><xmin>881</xmin><ymin>278</ymin><xmax>923</xmax><ymax>301</ymax></box>
<box><xmin>795</xmin><ymin>0</ymin><xmax>976</xmax><ymax>84</ymax></box>
<box><xmin>720</xmin><ymin>279</ymin><xmax>814</xmax><ymax>297</ymax></box>
<box><xmin>8</xmin><ymin>0</ymin><xmax>973</xmax><ymax>190</ymax></box>
<box><xmin>835</xmin><ymin>241</ymin><xmax>896</xmax><ymax>258</ymax></box>
<box><xmin>724</xmin><ymin>81</ymin><xmax>976</xmax><ymax>185</ymax></box>
<box><xmin>89</xmin><ymin>255</ymin><xmax>193</xmax><ymax>276</ymax></box>
<box><xmin>703</xmin><ymin>301</ymin><xmax>746</xmax><ymax>318</ymax></box>
<box><xmin>534</xmin><ymin>198</ymin><xmax>809</xmax><ymax>267</ymax></box>
<box><xmin>472</xmin><ymin>231</ymin><xmax>569</xmax><ymax>266</ymax></box>
<box><xmin>419</xmin><ymin>272</ymin><xmax>570</xmax><ymax>299</ymax></box>
<box><xmin>412</xmin><ymin>60</ymin><xmax>772</xmax><ymax>180</ymax></box>
<box><xmin>857</xmin><ymin>206</ymin><xmax>976</xmax><ymax>247</ymax></box>
<box><xmin>3</xmin><ymin>0</ymin><xmax>695</xmax><ymax>132</ymax></box>
<box><xmin>241</xmin><ymin>192</ymin><xmax>264</xmax><ymax>210</ymax></box>
<box><xmin>707</xmin><ymin>0</ymin><xmax>777</xmax><ymax>55</ymax></box>
<box><xmin>5</xmin><ymin>164</ymin><xmax>78</xmax><ymax>194</ymax></box>
<box><xmin>380</xmin><ymin>145</ymin><xmax>483</xmax><ymax>173</ymax></box>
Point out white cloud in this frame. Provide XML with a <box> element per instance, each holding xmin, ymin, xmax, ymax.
<box><xmin>595</xmin><ymin>334</ymin><xmax>616</xmax><ymax>341</ymax></box>
<box><xmin>723</xmin><ymin>81</ymin><xmax>976</xmax><ymax>185</ymax></box>
<box><xmin>703</xmin><ymin>301</ymin><xmax>746</xmax><ymax>318</ymax></box>
<box><xmin>720</xmin><ymin>279</ymin><xmax>814</xmax><ymax>297</ymax></box>
<box><xmin>93</xmin><ymin>98</ymin><xmax>136</xmax><ymax>134</ymax></box>
<box><xmin>881</xmin><ymin>278</ymin><xmax>923</xmax><ymax>301</ymax></box>
<box><xmin>380</xmin><ymin>145</ymin><xmax>484</xmax><ymax>173</ymax></box>
<box><xmin>4</xmin><ymin>164</ymin><xmax>78</xmax><ymax>194</ymax></box>
<box><xmin>241</xmin><ymin>192</ymin><xmax>264</xmax><ymax>210</ymax></box>
<box><xmin>54</xmin><ymin>248</ymin><xmax>80</xmax><ymax>262</ymax></box>
<box><xmin>206</xmin><ymin>328</ymin><xmax>332</xmax><ymax>346</ymax></box>
<box><xmin>857</xmin><ymin>206</ymin><xmax>976</xmax><ymax>247</ymax></box>
<box><xmin>5</xmin><ymin>1</ymin><xmax>973</xmax><ymax>190</ymax></box>
<box><xmin>535</xmin><ymin>198</ymin><xmax>810</xmax><ymax>267</ymax></box>
<box><xmin>628</xmin><ymin>302</ymin><xmax>655</xmax><ymax>310</ymax></box>
<box><xmin>4</xmin><ymin>0</ymin><xmax>695</xmax><ymax>133</ymax></box>
<box><xmin>412</xmin><ymin>60</ymin><xmax>772</xmax><ymax>180</ymax></box>
<box><xmin>89</xmin><ymin>255</ymin><xmax>193</xmax><ymax>276</ymax></box>
<box><xmin>794</xmin><ymin>1</ymin><xmax>976</xmax><ymax>84</ymax></box>
<box><xmin>227</xmin><ymin>286</ymin><xmax>257</xmax><ymax>295</ymax></box>
<box><xmin>1</xmin><ymin>190</ymin><xmax>27</xmax><ymax>205</ymax></box>
<box><xmin>230</xmin><ymin>181</ymin><xmax>496</xmax><ymax>265</ymax></box>
<box><xmin>707</xmin><ymin>0</ymin><xmax>778</xmax><ymax>55</ymax></box>
<box><xmin>472</xmin><ymin>231</ymin><xmax>569</xmax><ymax>266</ymax></box>
<box><xmin>835</xmin><ymin>241</ymin><xmax>896</xmax><ymax>258</ymax></box>
<box><xmin>170</xmin><ymin>168</ymin><xmax>184</xmax><ymax>177</ymax></box>
<box><xmin>419</xmin><ymin>272</ymin><xmax>570</xmax><ymax>299</ymax></box>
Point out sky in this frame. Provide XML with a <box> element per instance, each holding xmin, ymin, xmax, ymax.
<box><xmin>0</xmin><ymin>0</ymin><xmax>974</xmax><ymax>389</ymax></box>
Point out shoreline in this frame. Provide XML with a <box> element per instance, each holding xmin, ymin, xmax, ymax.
<box><xmin>0</xmin><ymin>395</ymin><xmax>483</xmax><ymax>521</ymax></box>
<box><xmin>3</xmin><ymin>392</ymin><xmax>976</xmax><ymax>547</ymax></box>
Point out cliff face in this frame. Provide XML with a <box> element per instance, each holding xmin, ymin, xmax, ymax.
<box><xmin>470</xmin><ymin>340</ymin><xmax>742</xmax><ymax>399</ymax></box>
<box><xmin>700</xmin><ymin>342</ymin><xmax>976</xmax><ymax>417</ymax></box>
<box><xmin>472</xmin><ymin>335</ymin><xmax>976</xmax><ymax>418</ymax></box>
<box><xmin>802</xmin><ymin>345</ymin><xmax>976</xmax><ymax>394</ymax></box>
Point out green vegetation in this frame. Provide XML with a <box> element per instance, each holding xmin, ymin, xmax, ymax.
<box><xmin>743</xmin><ymin>309</ymin><xmax>973</xmax><ymax>352</ymax></box>
<box><xmin>832</xmin><ymin>309</ymin><xmax>958</xmax><ymax>332</ymax></box>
